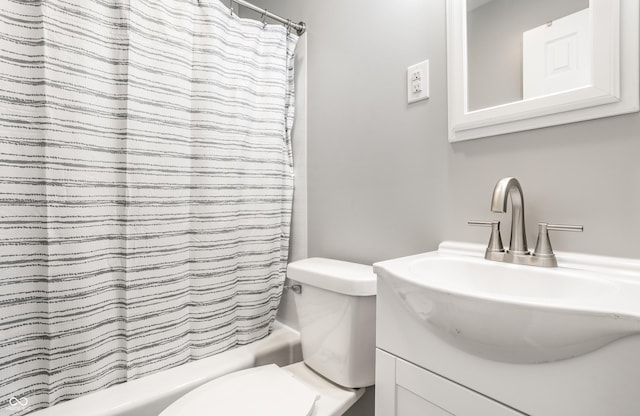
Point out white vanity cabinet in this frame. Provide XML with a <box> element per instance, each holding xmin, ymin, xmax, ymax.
<box><xmin>375</xmin><ymin>349</ymin><xmax>524</xmax><ymax>416</ymax></box>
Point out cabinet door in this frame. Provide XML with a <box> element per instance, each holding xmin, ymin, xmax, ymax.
<box><xmin>375</xmin><ymin>349</ymin><xmax>525</xmax><ymax>416</ymax></box>
<box><xmin>396</xmin><ymin>386</ymin><xmax>454</xmax><ymax>415</ymax></box>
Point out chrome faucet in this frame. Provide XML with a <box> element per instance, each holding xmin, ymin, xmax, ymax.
<box><xmin>490</xmin><ymin>177</ymin><xmax>528</xmax><ymax>255</ymax></box>
<box><xmin>469</xmin><ymin>177</ymin><xmax>583</xmax><ymax>267</ymax></box>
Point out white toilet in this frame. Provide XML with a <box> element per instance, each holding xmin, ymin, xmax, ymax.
<box><xmin>160</xmin><ymin>257</ymin><xmax>377</xmax><ymax>416</ymax></box>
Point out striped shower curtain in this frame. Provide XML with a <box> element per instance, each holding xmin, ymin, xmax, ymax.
<box><xmin>0</xmin><ymin>0</ymin><xmax>298</xmax><ymax>413</ymax></box>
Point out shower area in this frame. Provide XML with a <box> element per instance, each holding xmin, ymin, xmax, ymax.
<box><xmin>0</xmin><ymin>0</ymin><xmax>306</xmax><ymax>414</ymax></box>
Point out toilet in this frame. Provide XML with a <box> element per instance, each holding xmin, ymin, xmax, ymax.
<box><xmin>159</xmin><ymin>257</ymin><xmax>377</xmax><ymax>416</ymax></box>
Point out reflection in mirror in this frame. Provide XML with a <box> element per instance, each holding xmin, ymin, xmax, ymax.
<box><xmin>466</xmin><ymin>0</ymin><xmax>589</xmax><ymax>111</ymax></box>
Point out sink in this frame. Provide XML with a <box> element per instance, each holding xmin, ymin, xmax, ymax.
<box><xmin>374</xmin><ymin>242</ymin><xmax>640</xmax><ymax>364</ymax></box>
<box><xmin>409</xmin><ymin>257</ymin><xmax>615</xmax><ymax>300</ymax></box>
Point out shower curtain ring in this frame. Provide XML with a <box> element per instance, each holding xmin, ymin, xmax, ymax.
<box><xmin>262</xmin><ymin>10</ymin><xmax>267</xmax><ymax>27</ymax></box>
<box><xmin>230</xmin><ymin>0</ymin><xmax>234</xmax><ymax>15</ymax></box>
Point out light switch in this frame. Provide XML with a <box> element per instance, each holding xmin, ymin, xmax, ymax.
<box><xmin>407</xmin><ymin>60</ymin><xmax>429</xmax><ymax>104</ymax></box>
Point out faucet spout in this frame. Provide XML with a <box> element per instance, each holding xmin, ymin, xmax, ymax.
<box><xmin>491</xmin><ymin>177</ymin><xmax>528</xmax><ymax>255</ymax></box>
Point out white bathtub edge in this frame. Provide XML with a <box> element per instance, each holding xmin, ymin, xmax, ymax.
<box><xmin>29</xmin><ymin>322</ymin><xmax>302</xmax><ymax>416</ymax></box>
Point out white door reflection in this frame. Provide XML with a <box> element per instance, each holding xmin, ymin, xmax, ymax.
<box><xmin>523</xmin><ymin>8</ymin><xmax>591</xmax><ymax>100</ymax></box>
<box><xmin>466</xmin><ymin>0</ymin><xmax>590</xmax><ymax>111</ymax></box>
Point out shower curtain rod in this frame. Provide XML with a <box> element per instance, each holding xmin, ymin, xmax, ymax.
<box><xmin>231</xmin><ymin>0</ymin><xmax>306</xmax><ymax>35</ymax></box>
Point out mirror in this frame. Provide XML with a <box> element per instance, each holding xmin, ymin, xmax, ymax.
<box><xmin>467</xmin><ymin>0</ymin><xmax>590</xmax><ymax>111</ymax></box>
<box><xmin>447</xmin><ymin>0</ymin><xmax>639</xmax><ymax>142</ymax></box>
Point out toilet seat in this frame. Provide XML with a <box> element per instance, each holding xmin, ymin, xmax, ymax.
<box><xmin>159</xmin><ymin>362</ymin><xmax>364</xmax><ymax>416</ymax></box>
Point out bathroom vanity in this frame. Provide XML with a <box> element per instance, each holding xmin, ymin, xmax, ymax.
<box><xmin>373</xmin><ymin>242</ymin><xmax>640</xmax><ymax>416</ymax></box>
<box><xmin>375</xmin><ymin>349</ymin><xmax>523</xmax><ymax>415</ymax></box>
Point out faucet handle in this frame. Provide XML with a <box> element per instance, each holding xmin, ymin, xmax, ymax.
<box><xmin>533</xmin><ymin>223</ymin><xmax>584</xmax><ymax>258</ymax></box>
<box><xmin>547</xmin><ymin>224</ymin><xmax>584</xmax><ymax>232</ymax></box>
<box><xmin>468</xmin><ymin>220</ymin><xmax>505</xmax><ymax>254</ymax></box>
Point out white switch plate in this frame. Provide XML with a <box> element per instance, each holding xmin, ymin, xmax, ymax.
<box><xmin>407</xmin><ymin>60</ymin><xmax>429</xmax><ymax>104</ymax></box>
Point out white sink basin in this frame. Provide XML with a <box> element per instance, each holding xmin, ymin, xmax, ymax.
<box><xmin>374</xmin><ymin>242</ymin><xmax>640</xmax><ymax>364</ymax></box>
<box><xmin>409</xmin><ymin>257</ymin><xmax>615</xmax><ymax>300</ymax></box>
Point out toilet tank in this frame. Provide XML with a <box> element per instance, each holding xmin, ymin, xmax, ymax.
<box><xmin>287</xmin><ymin>258</ymin><xmax>377</xmax><ymax>389</ymax></box>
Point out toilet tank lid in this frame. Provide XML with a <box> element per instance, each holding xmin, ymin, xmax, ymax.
<box><xmin>287</xmin><ymin>258</ymin><xmax>376</xmax><ymax>296</ymax></box>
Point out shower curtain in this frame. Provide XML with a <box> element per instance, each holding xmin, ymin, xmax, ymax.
<box><xmin>0</xmin><ymin>0</ymin><xmax>298</xmax><ymax>413</ymax></box>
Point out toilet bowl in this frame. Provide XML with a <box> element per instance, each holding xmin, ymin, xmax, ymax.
<box><xmin>159</xmin><ymin>258</ymin><xmax>377</xmax><ymax>416</ymax></box>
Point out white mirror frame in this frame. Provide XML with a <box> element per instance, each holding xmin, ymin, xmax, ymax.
<box><xmin>447</xmin><ymin>0</ymin><xmax>639</xmax><ymax>142</ymax></box>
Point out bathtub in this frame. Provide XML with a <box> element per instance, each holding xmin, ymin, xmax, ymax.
<box><xmin>29</xmin><ymin>322</ymin><xmax>302</xmax><ymax>416</ymax></box>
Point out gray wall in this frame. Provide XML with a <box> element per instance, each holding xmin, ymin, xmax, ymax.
<box><xmin>250</xmin><ymin>0</ymin><xmax>449</xmax><ymax>266</ymax></box>
<box><xmin>448</xmin><ymin>114</ymin><xmax>640</xmax><ymax>259</ymax></box>
<box><xmin>248</xmin><ymin>0</ymin><xmax>640</xmax><ymax>263</ymax></box>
